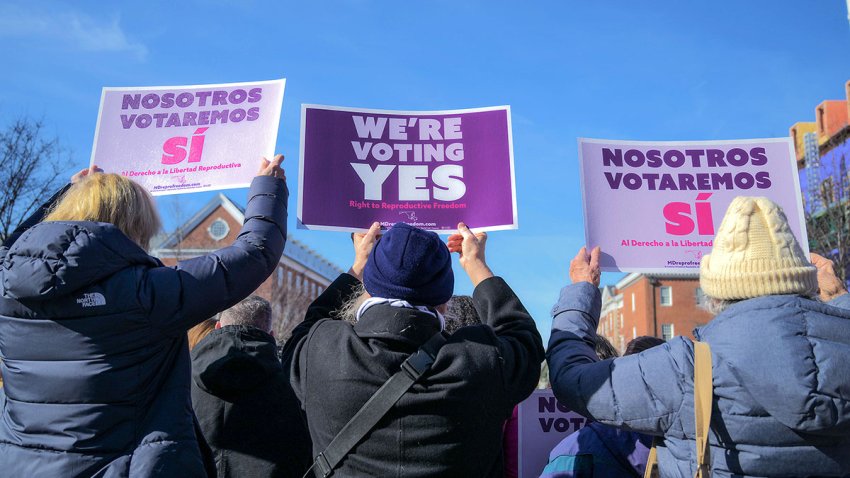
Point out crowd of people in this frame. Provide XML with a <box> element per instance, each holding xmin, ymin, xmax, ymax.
<box><xmin>0</xmin><ymin>158</ymin><xmax>848</xmax><ymax>477</ymax></box>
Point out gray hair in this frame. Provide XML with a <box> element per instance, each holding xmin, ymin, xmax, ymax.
<box><xmin>700</xmin><ymin>296</ymin><xmax>739</xmax><ymax>316</ymax></box>
<box><xmin>701</xmin><ymin>292</ymin><xmax>820</xmax><ymax>316</ymax></box>
<box><xmin>334</xmin><ymin>283</ymin><xmax>368</xmax><ymax>324</ymax></box>
<box><xmin>219</xmin><ymin>295</ymin><xmax>272</xmax><ymax>332</ymax></box>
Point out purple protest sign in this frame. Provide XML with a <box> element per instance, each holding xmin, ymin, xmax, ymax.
<box><xmin>517</xmin><ymin>390</ymin><xmax>589</xmax><ymax>478</ymax></box>
<box><xmin>90</xmin><ymin>79</ymin><xmax>285</xmax><ymax>196</ymax></box>
<box><xmin>298</xmin><ymin>105</ymin><xmax>517</xmax><ymax>232</ymax></box>
<box><xmin>579</xmin><ymin>138</ymin><xmax>808</xmax><ymax>272</ymax></box>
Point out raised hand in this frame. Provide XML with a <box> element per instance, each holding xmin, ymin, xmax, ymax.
<box><xmin>349</xmin><ymin>222</ymin><xmax>382</xmax><ymax>280</ymax></box>
<box><xmin>570</xmin><ymin>246</ymin><xmax>601</xmax><ymax>287</ymax></box>
<box><xmin>257</xmin><ymin>154</ymin><xmax>286</xmax><ymax>179</ymax></box>
<box><xmin>71</xmin><ymin>165</ymin><xmax>104</xmax><ymax>183</ymax></box>
<box><xmin>811</xmin><ymin>253</ymin><xmax>847</xmax><ymax>302</ymax></box>
<box><xmin>447</xmin><ymin>222</ymin><xmax>493</xmax><ymax>286</ymax></box>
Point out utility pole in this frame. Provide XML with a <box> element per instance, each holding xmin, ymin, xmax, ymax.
<box><xmin>649</xmin><ymin>277</ymin><xmax>660</xmax><ymax>338</ymax></box>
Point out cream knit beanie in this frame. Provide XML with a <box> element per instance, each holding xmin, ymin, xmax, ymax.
<box><xmin>700</xmin><ymin>196</ymin><xmax>817</xmax><ymax>300</ymax></box>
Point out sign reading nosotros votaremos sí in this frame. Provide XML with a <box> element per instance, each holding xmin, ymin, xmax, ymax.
<box><xmin>91</xmin><ymin>79</ymin><xmax>285</xmax><ymax>196</ymax></box>
<box><xmin>579</xmin><ymin>138</ymin><xmax>807</xmax><ymax>272</ymax></box>
<box><xmin>298</xmin><ymin>105</ymin><xmax>517</xmax><ymax>232</ymax></box>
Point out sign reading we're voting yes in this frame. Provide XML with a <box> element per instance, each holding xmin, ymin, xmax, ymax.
<box><xmin>578</xmin><ymin>138</ymin><xmax>808</xmax><ymax>272</ymax></box>
<box><xmin>91</xmin><ymin>79</ymin><xmax>285</xmax><ymax>195</ymax></box>
<box><xmin>298</xmin><ymin>105</ymin><xmax>517</xmax><ymax>232</ymax></box>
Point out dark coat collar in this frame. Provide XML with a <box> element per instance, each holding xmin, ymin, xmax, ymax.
<box><xmin>354</xmin><ymin>303</ymin><xmax>442</xmax><ymax>347</ymax></box>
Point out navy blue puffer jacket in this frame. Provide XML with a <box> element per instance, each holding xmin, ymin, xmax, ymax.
<box><xmin>548</xmin><ymin>282</ymin><xmax>850</xmax><ymax>477</ymax></box>
<box><xmin>0</xmin><ymin>176</ymin><xmax>287</xmax><ymax>477</ymax></box>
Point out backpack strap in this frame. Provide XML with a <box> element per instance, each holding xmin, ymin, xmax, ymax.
<box><xmin>643</xmin><ymin>438</ymin><xmax>658</xmax><ymax>478</ymax></box>
<box><xmin>645</xmin><ymin>340</ymin><xmax>713</xmax><ymax>478</ymax></box>
<box><xmin>693</xmin><ymin>340</ymin><xmax>713</xmax><ymax>478</ymax></box>
<box><xmin>306</xmin><ymin>332</ymin><xmax>448</xmax><ymax>478</ymax></box>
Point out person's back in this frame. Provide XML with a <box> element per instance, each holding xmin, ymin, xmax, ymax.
<box><xmin>547</xmin><ymin>197</ymin><xmax>850</xmax><ymax>477</ymax></box>
<box><xmin>191</xmin><ymin>296</ymin><xmax>311</xmax><ymax>478</ymax></box>
<box><xmin>286</xmin><ymin>222</ymin><xmax>545</xmax><ymax>477</ymax></box>
<box><xmin>0</xmin><ymin>158</ymin><xmax>288</xmax><ymax>477</ymax></box>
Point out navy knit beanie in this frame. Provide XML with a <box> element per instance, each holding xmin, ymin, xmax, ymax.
<box><xmin>363</xmin><ymin>223</ymin><xmax>454</xmax><ymax>306</ymax></box>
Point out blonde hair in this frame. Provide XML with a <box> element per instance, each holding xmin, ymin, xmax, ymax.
<box><xmin>45</xmin><ymin>173</ymin><xmax>161</xmax><ymax>249</ymax></box>
<box><xmin>188</xmin><ymin>318</ymin><xmax>218</xmax><ymax>351</ymax></box>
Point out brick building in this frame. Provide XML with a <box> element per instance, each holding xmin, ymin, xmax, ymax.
<box><xmin>150</xmin><ymin>193</ymin><xmax>342</xmax><ymax>342</ymax></box>
<box><xmin>599</xmin><ymin>272</ymin><xmax>712</xmax><ymax>354</ymax></box>
<box><xmin>790</xmin><ymin>79</ymin><xmax>850</xmax><ymax>281</ymax></box>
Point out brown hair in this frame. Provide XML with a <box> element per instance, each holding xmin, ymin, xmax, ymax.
<box><xmin>45</xmin><ymin>173</ymin><xmax>161</xmax><ymax>249</ymax></box>
<box><xmin>188</xmin><ymin>318</ymin><xmax>218</xmax><ymax>351</ymax></box>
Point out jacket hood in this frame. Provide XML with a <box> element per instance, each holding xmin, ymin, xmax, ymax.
<box><xmin>0</xmin><ymin>221</ymin><xmax>157</xmax><ymax>301</ymax></box>
<box><xmin>191</xmin><ymin>325</ymin><xmax>282</xmax><ymax>398</ymax></box>
<box><xmin>696</xmin><ymin>295</ymin><xmax>850</xmax><ymax>435</ymax></box>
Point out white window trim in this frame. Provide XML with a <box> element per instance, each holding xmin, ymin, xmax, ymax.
<box><xmin>659</xmin><ymin>286</ymin><xmax>673</xmax><ymax>306</ymax></box>
<box><xmin>207</xmin><ymin>218</ymin><xmax>230</xmax><ymax>241</ymax></box>
<box><xmin>662</xmin><ymin>323</ymin><xmax>675</xmax><ymax>340</ymax></box>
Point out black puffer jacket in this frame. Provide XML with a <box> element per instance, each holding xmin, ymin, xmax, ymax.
<box><xmin>191</xmin><ymin>325</ymin><xmax>311</xmax><ymax>478</ymax></box>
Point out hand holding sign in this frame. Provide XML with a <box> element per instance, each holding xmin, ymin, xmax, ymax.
<box><xmin>349</xmin><ymin>222</ymin><xmax>382</xmax><ymax>280</ymax></box>
<box><xmin>811</xmin><ymin>253</ymin><xmax>848</xmax><ymax>302</ymax></box>
<box><xmin>71</xmin><ymin>165</ymin><xmax>105</xmax><ymax>183</ymax></box>
<box><xmin>570</xmin><ymin>246</ymin><xmax>601</xmax><ymax>287</ymax></box>
<box><xmin>257</xmin><ymin>154</ymin><xmax>286</xmax><ymax>179</ymax></box>
<box><xmin>447</xmin><ymin>222</ymin><xmax>493</xmax><ymax>286</ymax></box>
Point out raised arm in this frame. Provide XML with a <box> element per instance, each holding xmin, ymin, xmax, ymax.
<box><xmin>140</xmin><ymin>156</ymin><xmax>288</xmax><ymax>335</ymax></box>
<box><xmin>448</xmin><ymin>223</ymin><xmax>545</xmax><ymax>405</ymax></box>
<box><xmin>546</xmin><ymin>247</ymin><xmax>690</xmax><ymax>435</ymax></box>
<box><xmin>286</xmin><ymin>222</ymin><xmax>381</xmax><ymax>404</ymax></box>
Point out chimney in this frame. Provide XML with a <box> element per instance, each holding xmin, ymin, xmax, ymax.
<box><xmin>816</xmin><ymin>100</ymin><xmax>850</xmax><ymax>146</ymax></box>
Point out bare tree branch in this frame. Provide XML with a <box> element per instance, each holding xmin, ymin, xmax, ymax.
<box><xmin>806</xmin><ymin>152</ymin><xmax>850</xmax><ymax>284</ymax></box>
<box><xmin>271</xmin><ymin>282</ymin><xmax>314</xmax><ymax>343</ymax></box>
<box><xmin>0</xmin><ymin>116</ymin><xmax>69</xmax><ymax>240</ymax></box>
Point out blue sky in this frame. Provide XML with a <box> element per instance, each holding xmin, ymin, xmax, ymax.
<box><xmin>2</xmin><ymin>1</ymin><xmax>849</xmax><ymax>342</ymax></box>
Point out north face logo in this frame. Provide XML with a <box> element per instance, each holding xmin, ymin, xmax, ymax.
<box><xmin>76</xmin><ymin>293</ymin><xmax>106</xmax><ymax>308</ymax></box>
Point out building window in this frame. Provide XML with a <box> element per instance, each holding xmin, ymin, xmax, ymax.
<box><xmin>618</xmin><ymin>314</ymin><xmax>623</xmax><ymax>329</ymax></box>
<box><xmin>287</xmin><ymin>270</ymin><xmax>293</xmax><ymax>287</ymax></box>
<box><xmin>631</xmin><ymin>293</ymin><xmax>636</xmax><ymax>312</ymax></box>
<box><xmin>661</xmin><ymin>324</ymin><xmax>675</xmax><ymax>341</ymax></box>
<box><xmin>295</xmin><ymin>275</ymin><xmax>302</xmax><ymax>291</ymax></box>
<box><xmin>659</xmin><ymin>286</ymin><xmax>672</xmax><ymax>306</ymax></box>
<box><xmin>632</xmin><ymin>326</ymin><xmax>637</xmax><ymax>339</ymax></box>
<box><xmin>207</xmin><ymin>218</ymin><xmax>230</xmax><ymax>241</ymax></box>
<box><xmin>695</xmin><ymin>287</ymin><xmax>705</xmax><ymax>306</ymax></box>
<box><xmin>277</xmin><ymin>268</ymin><xmax>284</xmax><ymax>285</ymax></box>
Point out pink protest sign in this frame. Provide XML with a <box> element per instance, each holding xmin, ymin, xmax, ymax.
<box><xmin>578</xmin><ymin>137</ymin><xmax>807</xmax><ymax>272</ymax></box>
<box><xmin>297</xmin><ymin>105</ymin><xmax>517</xmax><ymax>233</ymax></box>
<box><xmin>517</xmin><ymin>390</ymin><xmax>589</xmax><ymax>478</ymax></box>
<box><xmin>90</xmin><ymin>79</ymin><xmax>285</xmax><ymax>195</ymax></box>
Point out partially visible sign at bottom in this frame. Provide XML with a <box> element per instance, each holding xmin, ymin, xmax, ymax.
<box><xmin>517</xmin><ymin>390</ymin><xmax>589</xmax><ymax>478</ymax></box>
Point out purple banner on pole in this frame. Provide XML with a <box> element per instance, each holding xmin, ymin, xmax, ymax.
<box><xmin>578</xmin><ymin>137</ymin><xmax>808</xmax><ymax>272</ymax></box>
<box><xmin>517</xmin><ymin>390</ymin><xmax>588</xmax><ymax>478</ymax></box>
<box><xmin>298</xmin><ymin>105</ymin><xmax>517</xmax><ymax>232</ymax></box>
<box><xmin>90</xmin><ymin>79</ymin><xmax>285</xmax><ymax>196</ymax></box>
